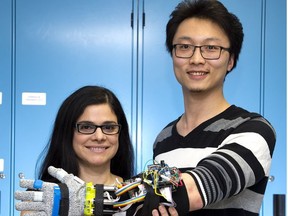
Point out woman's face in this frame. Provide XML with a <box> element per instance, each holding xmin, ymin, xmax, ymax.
<box><xmin>73</xmin><ymin>104</ymin><xmax>119</xmax><ymax>170</ymax></box>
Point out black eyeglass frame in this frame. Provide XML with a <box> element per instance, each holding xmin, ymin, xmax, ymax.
<box><xmin>75</xmin><ymin>123</ymin><xmax>122</xmax><ymax>135</ymax></box>
<box><xmin>173</xmin><ymin>44</ymin><xmax>230</xmax><ymax>60</ymax></box>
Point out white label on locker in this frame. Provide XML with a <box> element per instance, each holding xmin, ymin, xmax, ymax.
<box><xmin>0</xmin><ymin>92</ymin><xmax>2</xmax><ymax>105</ymax></box>
<box><xmin>0</xmin><ymin>159</ymin><xmax>4</xmax><ymax>172</ymax></box>
<box><xmin>22</xmin><ymin>92</ymin><xmax>46</xmax><ymax>105</ymax></box>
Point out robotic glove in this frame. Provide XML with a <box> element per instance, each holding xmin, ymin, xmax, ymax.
<box><xmin>15</xmin><ymin>166</ymin><xmax>85</xmax><ymax>216</ymax></box>
<box><xmin>15</xmin><ymin>160</ymin><xmax>188</xmax><ymax>216</ymax></box>
<box><xmin>136</xmin><ymin>160</ymin><xmax>189</xmax><ymax>216</ymax></box>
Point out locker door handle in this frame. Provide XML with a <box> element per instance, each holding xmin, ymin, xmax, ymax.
<box><xmin>269</xmin><ymin>175</ymin><xmax>275</xmax><ymax>182</ymax></box>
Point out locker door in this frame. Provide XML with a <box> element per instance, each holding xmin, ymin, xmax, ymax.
<box><xmin>138</xmin><ymin>0</ymin><xmax>183</xmax><ymax>172</ymax></box>
<box><xmin>262</xmin><ymin>0</ymin><xmax>286</xmax><ymax>215</ymax></box>
<box><xmin>12</xmin><ymin>1</ymin><xmax>133</xmax><ymax>215</ymax></box>
<box><xmin>0</xmin><ymin>0</ymin><xmax>13</xmax><ymax>215</ymax></box>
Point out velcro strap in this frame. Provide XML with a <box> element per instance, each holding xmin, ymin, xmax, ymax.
<box><xmin>141</xmin><ymin>182</ymin><xmax>160</xmax><ymax>215</ymax></box>
<box><xmin>58</xmin><ymin>183</ymin><xmax>69</xmax><ymax>216</ymax></box>
<box><xmin>94</xmin><ymin>184</ymin><xmax>104</xmax><ymax>216</ymax></box>
<box><xmin>52</xmin><ymin>186</ymin><xmax>61</xmax><ymax>216</ymax></box>
<box><xmin>173</xmin><ymin>180</ymin><xmax>189</xmax><ymax>215</ymax></box>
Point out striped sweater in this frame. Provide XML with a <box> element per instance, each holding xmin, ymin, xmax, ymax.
<box><xmin>153</xmin><ymin>105</ymin><xmax>276</xmax><ymax>216</ymax></box>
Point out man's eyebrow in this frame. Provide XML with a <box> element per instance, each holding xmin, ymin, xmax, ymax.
<box><xmin>202</xmin><ymin>37</ymin><xmax>222</xmax><ymax>42</ymax></box>
<box><xmin>177</xmin><ymin>36</ymin><xmax>192</xmax><ymax>40</ymax></box>
<box><xmin>174</xmin><ymin>36</ymin><xmax>223</xmax><ymax>44</ymax></box>
<box><xmin>174</xmin><ymin>36</ymin><xmax>193</xmax><ymax>42</ymax></box>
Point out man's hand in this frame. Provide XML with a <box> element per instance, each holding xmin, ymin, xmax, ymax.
<box><xmin>152</xmin><ymin>205</ymin><xmax>179</xmax><ymax>216</ymax></box>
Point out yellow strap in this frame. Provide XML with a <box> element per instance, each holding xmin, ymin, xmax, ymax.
<box><xmin>84</xmin><ymin>182</ymin><xmax>96</xmax><ymax>215</ymax></box>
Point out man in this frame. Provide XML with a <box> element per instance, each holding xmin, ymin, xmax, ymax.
<box><xmin>152</xmin><ymin>0</ymin><xmax>276</xmax><ymax>215</ymax></box>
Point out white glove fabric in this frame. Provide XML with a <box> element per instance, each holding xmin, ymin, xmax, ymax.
<box><xmin>15</xmin><ymin>166</ymin><xmax>86</xmax><ymax>216</ymax></box>
<box><xmin>15</xmin><ymin>179</ymin><xmax>60</xmax><ymax>216</ymax></box>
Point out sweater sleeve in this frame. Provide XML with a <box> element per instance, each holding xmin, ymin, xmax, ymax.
<box><xmin>185</xmin><ymin>117</ymin><xmax>276</xmax><ymax>206</ymax></box>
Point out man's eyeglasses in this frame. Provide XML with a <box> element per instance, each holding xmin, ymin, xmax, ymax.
<box><xmin>75</xmin><ymin>123</ymin><xmax>121</xmax><ymax>135</ymax></box>
<box><xmin>173</xmin><ymin>44</ymin><xmax>230</xmax><ymax>60</ymax></box>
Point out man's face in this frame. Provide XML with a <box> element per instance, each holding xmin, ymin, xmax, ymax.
<box><xmin>172</xmin><ymin>18</ymin><xmax>234</xmax><ymax>94</ymax></box>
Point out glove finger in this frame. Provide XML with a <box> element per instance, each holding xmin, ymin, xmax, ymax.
<box><xmin>48</xmin><ymin>166</ymin><xmax>68</xmax><ymax>182</ymax></box>
<box><xmin>15</xmin><ymin>191</ymin><xmax>43</xmax><ymax>201</ymax></box>
<box><xmin>15</xmin><ymin>201</ymin><xmax>45</xmax><ymax>211</ymax></box>
<box><xmin>48</xmin><ymin>166</ymin><xmax>84</xmax><ymax>185</ymax></box>
<box><xmin>20</xmin><ymin>179</ymin><xmax>52</xmax><ymax>190</ymax></box>
<box><xmin>19</xmin><ymin>179</ymin><xmax>37</xmax><ymax>189</ymax></box>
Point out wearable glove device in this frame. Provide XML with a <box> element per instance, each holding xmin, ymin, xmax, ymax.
<box><xmin>15</xmin><ymin>160</ymin><xmax>189</xmax><ymax>216</ymax></box>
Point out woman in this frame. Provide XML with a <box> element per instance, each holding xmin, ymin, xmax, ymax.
<box><xmin>16</xmin><ymin>86</ymin><xmax>182</xmax><ymax>215</ymax></box>
<box><xmin>37</xmin><ymin>85</ymin><xmax>134</xmax><ymax>184</ymax></box>
<box><xmin>17</xmin><ymin>85</ymin><xmax>136</xmax><ymax>215</ymax></box>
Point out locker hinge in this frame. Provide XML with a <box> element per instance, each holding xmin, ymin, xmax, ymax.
<box><xmin>142</xmin><ymin>12</ymin><xmax>145</xmax><ymax>28</ymax></box>
<box><xmin>131</xmin><ymin>12</ymin><xmax>134</xmax><ymax>28</ymax></box>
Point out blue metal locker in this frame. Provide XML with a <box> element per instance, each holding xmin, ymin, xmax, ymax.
<box><xmin>262</xmin><ymin>0</ymin><xmax>286</xmax><ymax>215</ymax></box>
<box><xmin>12</xmin><ymin>1</ymin><xmax>134</xmax><ymax>215</ymax></box>
<box><xmin>0</xmin><ymin>0</ymin><xmax>13</xmax><ymax>215</ymax></box>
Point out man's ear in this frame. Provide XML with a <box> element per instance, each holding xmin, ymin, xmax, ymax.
<box><xmin>227</xmin><ymin>54</ymin><xmax>235</xmax><ymax>71</ymax></box>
